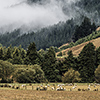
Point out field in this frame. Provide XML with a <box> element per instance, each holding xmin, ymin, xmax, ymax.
<box><xmin>0</xmin><ymin>89</ymin><xmax>100</xmax><ymax>100</ymax></box>
<box><xmin>0</xmin><ymin>83</ymin><xmax>100</xmax><ymax>100</ymax></box>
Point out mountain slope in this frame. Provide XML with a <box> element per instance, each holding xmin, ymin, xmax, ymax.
<box><xmin>56</xmin><ymin>37</ymin><xmax>100</xmax><ymax>57</ymax></box>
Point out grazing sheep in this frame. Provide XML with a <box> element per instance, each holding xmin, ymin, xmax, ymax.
<box><xmin>16</xmin><ymin>86</ymin><xmax>19</xmax><ymax>89</ymax></box>
<box><xmin>0</xmin><ymin>85</ymin><xmax>3</xmax><ymax>87</ymax></box>
<box><xmin>51</xmin><ymin>87</ymin><xmax>55</xmax><ymax>90</ymax></box>
<box><xmin>22</xmin><ymin>84</ymin><xmax>26</xmax><ymax>88</ymax></box>
<box><xmin>88</xmin><ymin>87</ymin><xmax>91</xmax><ymax>90</ymax></box>
<box><xmin>4</xmin><ymin>84</ymin><xmax>8</xmax><ymax>87</ymax></box>
<box><xmin>12</xmin><ymin>85</ymin><xmax>15</xmax><ymax>89</ymax></box>
<box><xmin>78</xmin><ymin>88</ymin><xmax>81</xmax><ymax>91</ymax></box>
<box><xmin>93</xmin><ymin>88</ymin><xmax>98</xmax><ymax>91</ymax></box>
<box><xmin>36</xmin><ymin>87</ymin><xmax>40</xmax><ymax>90</ymax></box>
<box><xmin>8</xmin><ymin>84</ymin><xmax>12</xmax><ymax>88</ymax></box>
<box><xmin>56</xmin><ymin>87</ymin><xmax>66</xmax><ymax>91</ymax></box>
<box><xmin>72</xmin><ymin>86</ymin><xmax>77</xmax><ymax>89</ymax></box>
<box><xmin>82</xmin><ymin>89</ymin><xmax>85</xmax><ymax>91</ymax></box>
<box><xmin>40</xmin><ymin>86</ymin><xmax>47</xmax><ymax>91</ymax></box>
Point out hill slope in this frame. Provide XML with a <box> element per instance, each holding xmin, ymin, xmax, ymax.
<box><xmin>56</xmin><ymin>37</ymin><xmax>100</xmax><ymax>57</ymax></box>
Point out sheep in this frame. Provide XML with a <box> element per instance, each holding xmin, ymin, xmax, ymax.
<box><xmin>72</xmin><ymin>86</ymin><xmax>77</xmax><ymax>89</ymax></box>
<box><xmin>8</xmin><ymin>84</ymin><xmax>12</xmax><ymax>88</ymax></box>
<box><xmin>51</xmin><ymin>87</ymin><xmax>55</xmax><ymax>90</ymax></box>
<box><xmin>82</xmin><ymin>89</ymin><xmax>85</xmax><ymax>91</ymax></box>
<box><xmin>4</xmin><ymin>84</ymin><xmax>8</xmax><ymax>87</ymax></box>
<box><xmin>40</xmin><ymin>86</ymin><xmax>47</xmax><ymax>91</ymax></box>
<box><xmin>36</xmin><ymin>86</ymin><xmax>40</xmax><ymax>90</ymax></box>
<box><xmin>78</xmin><ymin>88</ymin><xmax>81</xmax><ymax>91</ymax></box>
<box><xmin>88</xmin><ymin>85</ymin><xmax>91</xmax><ymax>90</ymax></box>
<box><xmin>16</xmin><ymin>86</ymin><xmax>19</xmax><ymax>89</ymax></box>
<box><xmin>93</xmin><ymin>88</ymin><xmax>98</xmax><ymax>91</ymax></box>
<box><xmin>12</xmin><ymin>85</ymin><xmax>15</xmax><ymax>89</ymax></box>
<box><xmin>56</xmin><ymin>86</ymin><xmax>66</xmax><ymax>91</ymax></box>
<box><xmin>22</xmin><ymin>84</ymin><xmax>26</xmax><ymax>88</ymax></box>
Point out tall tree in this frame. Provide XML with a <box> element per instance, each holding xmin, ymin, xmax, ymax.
<box><xmin>78</xmin><ymin>42</ymin><xmax>96</xmax><ymax>82</ymax></box>
<box><xmin>62</xmin><ymin>50</ymin><xmax>78</xmax><ymax>74</ymax></box>
<box><xmin>4</xmin><ymin>45</ymin><xmax>12</xmax><ymax>60</ymax></box>
<box><xmin>73</xmin><ymin>17</ymin><xmax>96</xmax><ymax>41</ymax></box>
<box><xmin>42</xmin><ymin>47</ymin><xmax>60</xmax><ymax>82</ymax></box>
<box><xmin>26</xmin><ymin>42</ymin><xmax>39</xmax><ymax>65</ymax></box>
<box><xmin>0</xmin><ymin>47</ymin><xmax>4</xmax><ymax>60</ymax></box>
<box><xmin>96</xmin><ymin>47</ymin><xmax>100</xmax><ymax>67</ymax></box>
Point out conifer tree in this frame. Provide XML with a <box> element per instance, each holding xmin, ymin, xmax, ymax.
<box><xmin>4</xmin><ymin>45</ymin><xmax>12</xmax><ymax>60</ymax></box>
<box><xmin>62</xmin><ymin>50</ymin><xmax>78</xmax><ymax>74</ymax></box>
<box><xmin>42</xmin><ymin>47</ymin><xmax>60</xmax><ymax>82</ymax></box>
<box><xmin>96</xmin><ymin>47</ymin><xmax>100</xmax><ymax>67</ymax></box>
<box><xmin>78</xmin><ymin>42</ymin><xmax>96</xmax><ymax>82</ymax></box>
<box><xmin>26</xmin><ymin>42</ymin><xmax>39</xmax><ymax>65</ymax></box>
<box><xmin>0</xmin><ymin>47</ymin><xmax>4</xmax><ymax>60</ymax></box>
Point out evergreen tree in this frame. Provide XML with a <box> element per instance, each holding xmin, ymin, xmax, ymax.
<box><xmin>26</xmin><ymin>42</ymin><xmax>39</xmax><ymax>65</ymax></box>
<box><xmin>96</xmin><ymin>47</ymin><xmax>100</xmax><ymax>67</ymax></box>
<box><xmin>0</xmin><ymin>47</ymin><xmax>4</xmax><ymax>60</ymax></box>
<box><xmin>78</xmin><ymin>42</ymin><xmax>96</xmax><ymax>82</ymax></box>
<box><xmin>62</xmin><ymin>50</ymin><xmax>78</xmax><ymax>74</ymax></box>
<box><xmin>42</xmin><ymin>47</ymin><xmax>60</xmax><ymax>82</ymax></box>
<box><xmin>4</xmin><ymin>45</ymin><xmax>12</xmax><ymax>60</ymax></box>
<box><xmin>73</xmin><ymin>17</ymin><xmax>96</xmax><ymax>42</ymax></box>
<box><xmin>12</xmin><ymin>48</ymin><xmax>23</xmax><ymax>64</ymax></box>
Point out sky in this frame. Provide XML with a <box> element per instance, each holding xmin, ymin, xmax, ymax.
<box><xmin>0</xmin><ymin>0</ymin><xmax>80</xmax><ymax>33</ymax></box>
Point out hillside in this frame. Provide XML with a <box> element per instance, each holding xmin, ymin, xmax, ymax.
<box><xmin>56</xmin><ymin>37</ymin><xmax>100</xmax><ymax>57</ymax></box>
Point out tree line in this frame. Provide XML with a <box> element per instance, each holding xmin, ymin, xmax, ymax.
<box><xmin>0</xmin><ymin>42</ymin><xmax>100</xmax><ymax>83</ymax></box>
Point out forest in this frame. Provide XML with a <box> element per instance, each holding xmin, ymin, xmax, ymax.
<box><xmin>0</xmin><ymin>40</ymin><xmax>100</xmax><ymax>83</ymax></box>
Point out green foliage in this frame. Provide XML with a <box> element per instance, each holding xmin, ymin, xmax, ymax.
<box><xmin>78</xmin><ymin>42</ymin><xmax>96</xmax><ymax>82</ymax></box>
<box><xmin>57</xmin><ymin>52</ymin><xmax>62</xmax><ymax>56</ymax></box>
<box><xmin>73</xmin><ymin>17</ymin><xmax>96</xmax><ymax>42</ymax></box>
<box><xmin>62</xmin><ymin>68</ymin><xmax>81</xmax><ymax>83</ymax></box>
<box><xmin>61</xmin><ymin>51</ymin><xmax>78</xmax><ymax>74</ymax></box>
<box><xmin>13</xmin><ymin>64</ymin><xmax>46</xmax><ymax>83</ymax></box>
<box><xmin>26</xmin><ymin>42</ymin><xmax>39</xmax><ymax>65</ymax></box>
<box><xmin>0</xmin><ymin>60</ymin><xmax>14</xmax><ymax>82</ymax></box>
<box><xmin>4</xmin><ymin>45</ymin><xmax>12</xmax><ymax>60</ymax></box>
<box><xmin>96</xmin><ymin>47</ymin><xmax>100</xmax><ymax>66</ymax></box>
<box><xmin>95</xmin><ymin>65</ymin><xmax>100</xmax><ymax>83</ymax></box>
<box><xmin>41</xmin><ymin>47</ymin><xmax>61</xmax><ymax>82</ymax></box>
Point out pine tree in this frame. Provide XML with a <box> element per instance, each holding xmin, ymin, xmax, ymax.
<box><xmin>62</xmin><ymin>50</ymin><xmax>78</xmax><ymax>73</ymax></box>
<box><xmin>0</xmin><ymin>47</ymin><xmax>4</xmax><ymax>60</ymax></box>
<box><xmin>26</xmin><ymin>42</ymin><xmax>38</xmax><ymax>65</ymax></box>
<box><xmin>42</xmin><ymin>47</ymin><xmax>59</xmax><ymax>82</ymax></box>
<box><xmin>4</xmin><ymin>45</ymin><xmax>12</xmax><ymax>60</ymax></box>
<box><xmin>78</xmin><ymin>42</ymin><xmax>96</xmax><ymax>82</ymax></box>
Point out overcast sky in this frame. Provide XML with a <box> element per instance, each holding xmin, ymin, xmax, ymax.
<box><xmin>0</xmin><ymin>0</ymin><xmax>79</xmax><ymax>33</ymax></box>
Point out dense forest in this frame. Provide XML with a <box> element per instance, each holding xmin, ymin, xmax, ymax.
<box><xmin>0</xmin><ymin>41</ymin><xmax>100</xmax><ymax>83</ymax></box>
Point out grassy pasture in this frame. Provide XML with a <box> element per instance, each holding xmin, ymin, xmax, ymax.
<box><xmin>0</xmin><ymin>83</ymin><xmax>100</xmax><ymax>100</ymax></box>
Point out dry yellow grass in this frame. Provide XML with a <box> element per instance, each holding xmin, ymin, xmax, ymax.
<box><xmin>0</xmin><ymin>89</ymin><xmax>100</xmax><ymax>100</ymax></box>
<box><xmin>56</xmin><ymin>37</ymin><xmax>100</xmax><ymax>57</ymax></box>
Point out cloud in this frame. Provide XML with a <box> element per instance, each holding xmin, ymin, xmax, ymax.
<box><xmin>0</xmin><ymin>0</ymin><xmax>80</xmax><ymax>33</ymax></box>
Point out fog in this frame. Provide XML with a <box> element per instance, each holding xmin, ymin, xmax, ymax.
<box><xmin>0</xmin><ymin>0</ymin><xmax>80</xmax><ymax>33</ymax></box>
